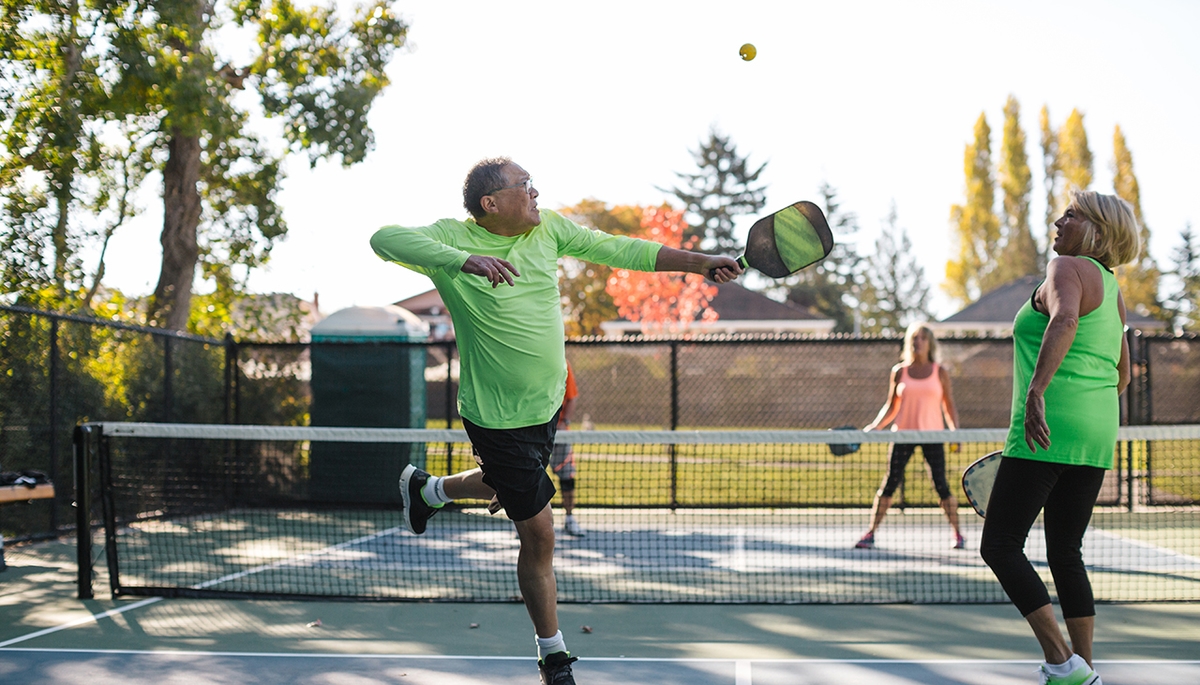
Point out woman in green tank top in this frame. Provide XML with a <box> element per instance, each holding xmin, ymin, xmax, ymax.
<box><xmin>980</xmin><ymin>191</ymin><xmax>1141</xmax><ymax>685</ymax></box>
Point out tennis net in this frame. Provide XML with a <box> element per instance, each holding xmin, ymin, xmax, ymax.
<box><xmin>74</xmin><ymin>422</ymin><xmax>1200</xmax><ymax>604</ymax></box>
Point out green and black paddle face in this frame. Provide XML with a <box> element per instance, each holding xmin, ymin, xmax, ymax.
<box><xmin>737</xmin><ymin>201</ymin><xmax>834</xmax><ymax>278</ymax></box>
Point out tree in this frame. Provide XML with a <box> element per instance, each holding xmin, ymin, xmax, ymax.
<box><xmin>0</xmin><ymin>0</ymin><xmax>146</xmax><ymax>309</ymax></box>
<box><xmin>134</xmin><ymin>0</ymin><xmax>409</xmax><ymax>329</ymax></box>
<box><xmin>1111</xmin><ymin>125</ymin><xmax>1163</xmax><ymax>319</ymax></box>
<box><xmin>995</xmin><ymin>95</ymin><xmax>1038</xmax><ymax>283</ymax></box>
<box><xmin>558</xmin><ymin>199</ymin><xmax>645</xmax><ymax>337</ymax></box>
<box><xmin>658</xmin><ymin>127</ymin><xmax>768</xmax><ymax>254</ymax></box>
<box><xmin>1040</xmin><ymin>107</ymin><xmax>1096</xmax><ymax>263</ymax></box>
<box><xmin>946</xmin><ymin>113</ymin><xmax>1001</xmax><ymax>305</ymax></box>
<box><xmin>605</xmin><ymin>206</ymin><xmax>719</xmax><ymax>335</ymax></box>
<box><xmin>860</xmin><ymin>203</ymin><xmax>932</xmax><ymax>335</ymax></box>
<box><xmin>1056</xmin><ymin>108</ymin><xmax>1094</xmax><ymax>208</ymax></box>
<box><xmin>1038</xmin><ymin>105</ymin><xmax>1060</xmax><ymax>268</ymax></box>
<box><xmin>777</xmin><ymin>181</ymin><xmax>868</xmax><ymax>333</ymax></box>
<box><xmin>1163</xmin><ymin>223</ymin><xmax>1200</xmax><ymax>332</ymax></box>
<box><xmin>3</xmin><ymin>0</ymin><xmax>409</xmax><ymax>330</ymax></box>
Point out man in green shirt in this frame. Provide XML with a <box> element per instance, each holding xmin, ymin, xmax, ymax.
<box><xmin>371</xmin><ymin>157</ymin><xmax>742</xmax><ymax>684</ymax></box>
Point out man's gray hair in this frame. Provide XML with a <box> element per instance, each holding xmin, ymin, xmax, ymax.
<box><xmin>463</xmin><ymin>157</ymin><xmax>513</xmax><ymax>219</ymax></box>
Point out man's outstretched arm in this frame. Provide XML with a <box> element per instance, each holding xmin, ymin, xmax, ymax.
<box><xmin>654</xmin><ymin>247</ymin><xmax>743</xmax><ymax>283</ymax></box>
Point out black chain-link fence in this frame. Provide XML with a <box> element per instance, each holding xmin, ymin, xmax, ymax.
<box><xmin>3</xmin><ymin>305</ymin><xmax>1196</xmax><ymax>543</ymax></box>
<box><xmin>1</xmin><ymin>306</ymin><xmax>225</xmax><ymax>542</ymax></box>
<box><xmin>565</xmin><ymin>336</ymin><xmax>1021</xmax><ymax>429</ymax></box>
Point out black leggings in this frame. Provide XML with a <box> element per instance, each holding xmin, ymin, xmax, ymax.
<box><xmin>879</xmin><ymin>443</ymin><xmax>952</xmax><ymax>499</ymax></box>
<box><xmin>979</xmin><ymin>456</ymin><xmax>1106</xmax><ymax>619</ymax></box>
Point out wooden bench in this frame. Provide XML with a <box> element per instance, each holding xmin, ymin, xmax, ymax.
<box><xmin>0</xmin><ymin>483</ymin><xmax>55</xmax><ymax>504</ymax></box>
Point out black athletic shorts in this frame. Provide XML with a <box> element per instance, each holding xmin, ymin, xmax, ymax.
<box><xmin>462</xmin><ymin>408</ymin><xmax>561</xmax><ymax>522</ymax></box>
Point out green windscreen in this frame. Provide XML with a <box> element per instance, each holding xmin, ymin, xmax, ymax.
<box><xmin>774</xmin><ymin>206</ymin><xmax>826</xmax><ymax>271</ymax></box>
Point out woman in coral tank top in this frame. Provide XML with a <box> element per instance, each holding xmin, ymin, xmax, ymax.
<box><xmin>855</xmin><ymin>322</ymin><xmax>964</xmax><ymax>550</ymax></box>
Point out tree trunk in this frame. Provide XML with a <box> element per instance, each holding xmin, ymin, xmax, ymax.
<box><xmin>149</xmin><ymin>131</ymin><xmax>202</xmax><ymax>330</ymax></box>
<box><xmin>53</xmin><ymin>19</ymin><xmax>83</xmax><ymax>301</ymax></box>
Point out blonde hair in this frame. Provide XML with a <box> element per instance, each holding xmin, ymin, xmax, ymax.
<box><xmin>901</xmin><ymin>322</ymin><xmax>938</xmax><ymax>364</ymax></box>
<box><xmin>1069</xmin><ymin>190</ymin><xmax>1141</xmax><ymax>268</ymax></box>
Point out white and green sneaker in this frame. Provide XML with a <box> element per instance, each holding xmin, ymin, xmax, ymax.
<box><xmin>1038</xmin><ymin>655</ymin><xmax>1101</xmax><ymax>685</ymax></box>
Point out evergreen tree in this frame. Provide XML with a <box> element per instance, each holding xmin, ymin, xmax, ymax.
<box><xmin>1038</xmin><ymin>105</ymin><xmax>1060</xmax><ymax>269</ymax></box>
<box><xmin>946</xmin><ymin>113</ymin><xmax>1001</xmax><ymax>305</ymax></box>
<box><xmin>861</xmin><ymin>203</ymin><xmax>932</xmax><ymax>336</ymax></box>
<box><xmin>778</xmin><ymin>182</ymin><xmax>868</xmax><ymax>333</ymax></box>
<box><xmin>1111</xmin><ymin>125</ymin><xmax>1163</xmax><ymax>319</ymax></box>
<box><xmin>996</xmin><ymin>95</ymin><xmax>1038</xmax><ymax>283</ymax></box>
<box><xmin>658</xmin><ymin>127</ymin><xmax>768</xmax><ymax>254</ymax></box>
<box><xmin>1164</xmin><ymin>223</ymin><xmax>1200</xmax><ymax>332</ymax></box>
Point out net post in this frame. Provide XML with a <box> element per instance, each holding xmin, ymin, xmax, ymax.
<box><xmin>96</xmin><ymin>428</ymin><xmax>122</xmax><ymax>596</ymax></box>
<box><xmin>73</xmin><ymin>424</ymin><xmax>93</xmax><ymax>600</ymax></box>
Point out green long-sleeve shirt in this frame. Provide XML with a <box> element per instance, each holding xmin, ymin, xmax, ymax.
<box><xmin>371</xmin><ymin>209</ymin><xmax>661</xmax><ymax>428</ymax></box>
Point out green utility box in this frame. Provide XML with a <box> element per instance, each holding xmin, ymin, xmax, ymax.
<box><xmin>309</xmin><ymin>305</ymin><xmax>428</xmax><ymax>504</ymax></box>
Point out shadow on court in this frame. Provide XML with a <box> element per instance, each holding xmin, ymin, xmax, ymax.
<box><xmin>2</xmin><ymin>540</ymin><xmax>1199</xmax><ymax>684</ymax></box>
<box><xmin>95</xmin><ymin>506</ymin><xmax>1199</xmax><ymax>605</ymax></box>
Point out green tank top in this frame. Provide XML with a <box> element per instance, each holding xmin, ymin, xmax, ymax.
<box><xmin>1004</xmin><ymin>256</ymin><xmax>1124</xmax><ymax>468</ymax></box>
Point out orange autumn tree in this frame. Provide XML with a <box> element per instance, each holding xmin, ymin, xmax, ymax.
<box><xmin>605</xmin><ymin>205</ymin><xmax>720</xmax><ymax>335</ymax></box>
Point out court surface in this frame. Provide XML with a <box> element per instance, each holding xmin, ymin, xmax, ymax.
<box><xmin>3</xmin><ymin>541</ymin><xmax>1199</xmax><ymax>685</ymax></box>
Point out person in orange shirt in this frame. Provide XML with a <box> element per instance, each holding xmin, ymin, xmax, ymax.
<box><xmin>550</xmin><ymin>362</ymin><xmax>584</xmax><ymax>537</ymax></box>
<box><xmin>856</xmin><ymin>322</ymin><xmax>964</xmax><ymax>550</ymax></box>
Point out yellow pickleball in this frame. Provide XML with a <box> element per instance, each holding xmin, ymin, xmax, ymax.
<box><xmin>739</xmin><ymin>43</ymin><xmax>756</xmax><ymax>61</ymax></box>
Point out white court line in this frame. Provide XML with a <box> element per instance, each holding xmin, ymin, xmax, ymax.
<box><xmin>1</xmin><ymin>649</ymin><xmax>1198</xmax><ymax>666</ymax></box>
<box><xmin>189</xmin><ymin>524</ymin><xmax>406</xmax><ymax>589</ymax></box>
<box><xmin>735</xmin><ymin>659</ymin><xmax>751</xmax><ymax>684</ymax></box>
<box><xmin>0</xmin><ymin>598</ymin><xmax>162</xmax><ymax>648</ymax></box>
<box><xmin>0</xmin><ymin>526</ymin><xmax>406</xmax><ymax>648</ymax></box>
<box><xmin>1089</xmin><ymin>528</ymin><xmax>1200</xmax><ymax>567</ymax></box>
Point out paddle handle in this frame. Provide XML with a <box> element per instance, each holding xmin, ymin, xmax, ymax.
<box><xmin>709</xmin><ymin>255</ymin><xmax>748</xmax><ymax>280</ymax></box>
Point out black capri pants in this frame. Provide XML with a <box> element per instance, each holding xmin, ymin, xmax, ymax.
<box><xmin>979</xmin><ymin>455</ymin><xmax>1106</xmax><ymax>619</ymax></box>
<box><xmin>879</xmin><ymin>443</ymin><xmax>952</xmax><ymax>499</ymax></box>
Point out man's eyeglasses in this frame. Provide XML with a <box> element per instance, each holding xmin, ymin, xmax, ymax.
<box><xmin>486</xmin><ymin>178</ymin><xmax>534</xmax><ymax>195</ymax></box>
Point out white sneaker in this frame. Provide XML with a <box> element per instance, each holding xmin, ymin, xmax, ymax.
<box><xmin>1038</xmin><ymin>654</ymin><xmax>1102</xmax><ymax>685</ymax></box>
<box><xmin>563</xmin><ymin>515</ymin><xmax>585</xmax><ymax>537</ymax></box>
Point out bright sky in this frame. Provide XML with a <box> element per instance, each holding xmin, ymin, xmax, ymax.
<box><xmin>99</xmin><ymin>0</ymin><xmax>1200</xmax><ymax>320</ymax></box>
